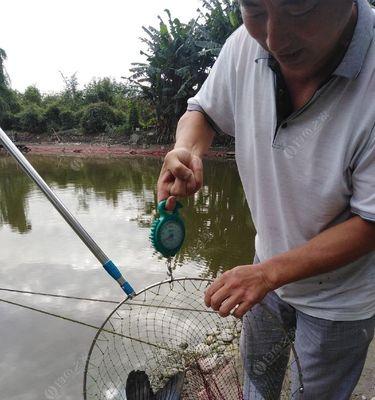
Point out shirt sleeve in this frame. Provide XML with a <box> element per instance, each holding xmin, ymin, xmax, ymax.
<box><xmin>187</xmin><ymin>34</ymin><xmax>237</xmax><ymax>137</ymax></box>
<box><xmin>350</xmin><ymin>128</ymin><xmax>375</xmax><ymax>222</ymax></box>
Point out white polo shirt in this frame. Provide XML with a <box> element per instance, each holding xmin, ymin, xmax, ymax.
<box><xmin>188</xmin><ymin>0</ymin><xmax>375</xmax><ymax>320</ymax></box>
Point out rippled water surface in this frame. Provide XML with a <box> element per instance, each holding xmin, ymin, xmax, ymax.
<box><xmin>0</xmin><ymin>155</ymin><xmax>255</xmax><ymax>400</ymax></box>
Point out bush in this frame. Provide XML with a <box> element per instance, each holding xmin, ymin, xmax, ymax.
<box><xmin>0</xmin><ymin>96</ymin><xmax>9</xmax><ymax>120</ymax></box>
<box><xmin>128</xmin><ymin>103</ymin><xmax>140</xmax><ymax>132</ymax></box>
<box><xmin>107</xmin><ymin>122</ymin><xmax>131</xmax><ymax>136</ymax></box>
<box><xmin>80</xmin><ymin>102</ymin><xmax>117</xmax><ymax>134</ymax></box>
<box><xmin>60</xmin><ymin>109</ymin><xmax>77</xmax><ymax>130</ymax></box>
<box><xmin>114</xmin><ymin>110</ymin><xmax>127</xmax><ymax>125</ymax></box>
<box><xmin>44</xmin><ymin>103</ymin><xmax>61</xmax><ymax>130</ymax></box>
<box><xmin>17</xmin><ymin>106</ymin><xmax>46</xmax><ymax>133</ymax></box>
<box><xmin>0</xmin><ymin>112</ymin><xmax>19</xmax><ymax>130</ymax></box>
<box><xmin>0</xmin><ymin>87</ymin><xmax>21</xmax><ymax>115</ymax></box>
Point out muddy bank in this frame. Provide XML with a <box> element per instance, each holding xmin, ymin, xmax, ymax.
<box><xmin>2</xmin><ymin>142</ymin><xmax>235</xmax><ymax>159</ymax></box>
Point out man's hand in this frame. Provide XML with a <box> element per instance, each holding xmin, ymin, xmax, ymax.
<box><xmin>204</xmin><ymin>264</ymin><xmax>273</xmax><ymax>319</ymax></box>
<box><xmin>157</xmin><ymin>147</ymin><xmax>203</xmax><ymax>210</ymax></box>
<box><xmin>204</xmin><ymin>217</ymin><xmax>375</xmax><ymax>319</ymax></box>
<box><xmin>156</xmin><ymin>110</ymin><xmax>214</xmax><ymax>210</ymax></box>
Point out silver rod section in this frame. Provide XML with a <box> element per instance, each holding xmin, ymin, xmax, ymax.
<box><xmin>0</xmin><ymin>128</ymin><xmax>109</xmax><ymax>265</ymax></box>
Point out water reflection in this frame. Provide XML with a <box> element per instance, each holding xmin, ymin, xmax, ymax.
<box><xmin>178</xmin><ymin>161</ymin><xmax>256</xmax><ymax>276</ymax></box>
<box><xmin>0</xmin><ymin>155</ymin><xmax>372</xmax><ymax>399</ymax></box>
<box><xmin>0</xmin><ymin>155</ymin><xmax>255</xmax><ymax>275</ymax></box>
<box><xmin>0</xmin><ymin>154</ymin><xmax>255</xmax><ymax>399</ymax></box>
<box><xmin>0</xmin><ymin>158</ymin><xmax>33</xmax><ymax>233</ymax></box>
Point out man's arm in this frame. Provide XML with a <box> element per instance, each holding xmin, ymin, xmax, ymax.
<box><xmin>157</xmin><ymin>111</ymin><xmax>215</xmax><ymax>207</ymax></box>
<box><xmin>174</xmin><ymin>111</ymin><xmax>216</xmax><ymax>157</ymax></box>
<box><xmin>205</xmin><ymin>216</ymin><xmax>375</xmax><ymax>318</ymax></box>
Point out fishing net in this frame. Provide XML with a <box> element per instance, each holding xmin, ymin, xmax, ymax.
<box><xmin>83</xmin><ymin>278</ymin><xmax>303</xmax><ymax>400</ymax></box>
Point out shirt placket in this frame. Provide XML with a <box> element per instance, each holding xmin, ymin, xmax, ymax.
<box><xmin>271</xmin><ymin>66</ymin><xmax>334</xmax><ymax>149</ymax></box>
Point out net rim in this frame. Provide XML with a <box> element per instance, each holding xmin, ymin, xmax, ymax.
<box><xmin>82</xmin><ymin>277</ymin><xmax>213</xmax><ymax>399</ymax></box>
<box><xmin>82</xmin><ymin>277</ymin><xmax>304</xmax><ymax>398</ymax></box>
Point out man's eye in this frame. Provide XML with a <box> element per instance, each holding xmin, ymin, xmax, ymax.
<box><xmin>242</xmin><ymin>6</ymin><xmax>266</xmax><ymax>19</ymax></box>
<box><xmin>285</xmin><ymin>1</ymin><xmax>319</xmax><ymax>16</ymax></box>
<box><xmin>250</xmin><ymin>11</ymin><xmax>266</xmax><ymax>18</ymax></box>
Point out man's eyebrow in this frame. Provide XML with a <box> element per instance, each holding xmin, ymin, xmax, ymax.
<box><xmin>241</xmin><ymin>0</ymin><xmax>261</xmax><ymax>6</ymax></box>
<box><xmin>279</xmin><ymin>0</ymin><xmax>316</xmax><ymax>4</ymax></box>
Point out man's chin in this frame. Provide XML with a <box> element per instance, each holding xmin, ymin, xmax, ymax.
<box><xmin>277</xmin><ymin>59</ymin><xmax>316</xmax><ymax>79</ymax></box>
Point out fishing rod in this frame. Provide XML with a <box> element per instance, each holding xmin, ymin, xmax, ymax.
<box><xmin>0</xmin><ymin>127</ymin><xmax>135</xmax><ymax>297</ymax></box>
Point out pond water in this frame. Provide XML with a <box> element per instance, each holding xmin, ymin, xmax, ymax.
<box><xmin>0</xmin><ymin>154</ymin><xmax>372</xmax><ymax>399</ymax></box>
<box><xmin>0</xmin><ymin>155</ymin><xmax>255</xmax><ymax>400</ymax></box>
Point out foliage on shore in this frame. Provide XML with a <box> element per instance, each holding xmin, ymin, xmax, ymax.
<box><xmin>0</xmin><ymin>0</ymin><xmax>240</xmax><ymax>144</ymax></box>
<box><xmin>3</xmin><ymin>0</ymin><xmax>372</xmax><ymax>142</ymax></box>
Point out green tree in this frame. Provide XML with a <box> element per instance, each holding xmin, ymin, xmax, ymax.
<box><xmin>23</xmin><ymin>85</ymin><xmax>42</xmax><ymax>106</ymax></box>
<box><xmin>129</xmin><ymin>0</ymin><xmax>241</xmax><ymax>143</ymax></box>
<box><xmin>59</xmin><ymin>72</ymin><xmax>81</xmax><ymax>108</ymax></box>
<box><xmin>83</xmin><ymin>78</ymin><xmax>128</xmax><ymax>107</ymax></box>
<box><xmin>0</xmin><ymin>48</ymin><xmax>9</xmax><ymax>88</ymax></box>
<box><xmin>80</xmin><ymin>102</ymin><xmax>117</xmax><ymax>134</ymax></box>
<box><xmin>0</xmin><ymin>49</ymin><xmax>21</xmax><ymax>127</ymax></box>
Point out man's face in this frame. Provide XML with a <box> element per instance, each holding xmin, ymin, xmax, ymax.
<box><xmin>240</xmin><ymin>0</ymin><xmax>355</xmax><ymax>77</ymax></box>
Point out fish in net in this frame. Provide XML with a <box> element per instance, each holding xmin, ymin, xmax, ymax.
<box><xmin>84</xmin><ymin>278</ymin><xmax>303</xmax><ymax>400</ymax></box>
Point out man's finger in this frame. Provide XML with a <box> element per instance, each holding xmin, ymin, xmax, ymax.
<box><xmin>168</xmin><ymin>157</ymin><xmax>193</xmax><ymax>181</ymax></box>
<box><xmin>218</xmin><ymin>294</ymin><xmax>243</xmax><ymax>317</ymax></box>
<box><xmin>209</xmin><ymin>285</ymin><xmax>231</xmax><ymax>311</ymax></box>
<box><xmin>157</xmin><ymin>170</ymin><xmax>175</xmax><ymax>202</ymax></box>
<box><xmin>170</xmin><ymin>177</ymin><xmax>188</xmax><ymax>197</ymax></box>
<box><xmin>232</xmin><ymin>301</ymin><xmax>252</xmax><ymax>319</ymax></box>
<box><xmin>191</xmin><ymin>156</ymin><xmax>203</xmax><ymax>190</ymax></box>
<box><xmin>186</xmin><ymin>173</ymin><xmax>197</xmax><ymax>195</ymax></box>
<box><xmin>204</xmin><ymin>276</ymin><xmax>225</xmax><ymax>307</ymax></box>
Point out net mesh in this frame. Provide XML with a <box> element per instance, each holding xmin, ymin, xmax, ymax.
<box><xmin>84</xmin><ymin>278</ymin><xmax>302</xmax><ymax>400</ymax></box>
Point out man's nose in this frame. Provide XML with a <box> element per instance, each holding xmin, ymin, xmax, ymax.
<box><xmin>265</xmin><ymin>13</ymin><xmax>290</xmax><ymax>54</ymax></box>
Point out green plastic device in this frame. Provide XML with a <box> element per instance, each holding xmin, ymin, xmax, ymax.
<box><xmin>150</xmin><ymin>200</ymin><xmax>185</xmax><ymax>258</ymax></box>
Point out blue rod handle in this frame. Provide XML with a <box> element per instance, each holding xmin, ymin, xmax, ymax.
<box><xmin>0</xmin><ymin>127</ymin><xmax>135</xmax><ymax>297</ymax></box>
<box><xmin>103</xmin><ymin>261</ymin><xmax>135</xmax><ymax>297</ymax></box>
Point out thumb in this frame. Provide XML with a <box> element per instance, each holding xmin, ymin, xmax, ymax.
<box><xmin>165</xmin><ymin>196</ymin><xmax>176</xmax><ymax>211</ymax></box>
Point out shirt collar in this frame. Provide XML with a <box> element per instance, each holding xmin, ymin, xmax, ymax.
<box><xmin>334</xmin><ymin>0</ymin><xmax>374</xmax><ymax>79</ymax></box>
<box><xmin>255</xmin><ymin>0</ymin><xmax>375</xmax><ymax>80</ymax></box>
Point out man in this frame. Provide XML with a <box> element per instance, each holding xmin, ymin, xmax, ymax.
<box><xmin>157</xmin><ymin>0</ymin><xmax>375</xmax><ymax>398</ymax></box>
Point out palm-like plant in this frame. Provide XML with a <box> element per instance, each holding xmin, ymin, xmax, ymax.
<box><xmin>196</xmin><ymin>0</ymin><xmax>242</xmax><ymax>57</ymax></box>
<box><xmin>129</xmin><ymin>0</ymin><xmax>241</xmax><ymax>143</ymax></box>
<box><xmin>129</xmin><ymin>11</ymin><xmax>211</xmax><ymax>142</ymax></box>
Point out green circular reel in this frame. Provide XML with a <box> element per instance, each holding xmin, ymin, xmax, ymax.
<box><xmin>150</xmin><ymin>200</ymin><xmax>185</xmax><ymax>257</ymax></box>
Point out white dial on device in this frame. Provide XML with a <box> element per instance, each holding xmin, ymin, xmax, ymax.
<box><xmin>159</xmin><ymin>220</ymin><xmax>184</xmax><ymax>250</ymax></box>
